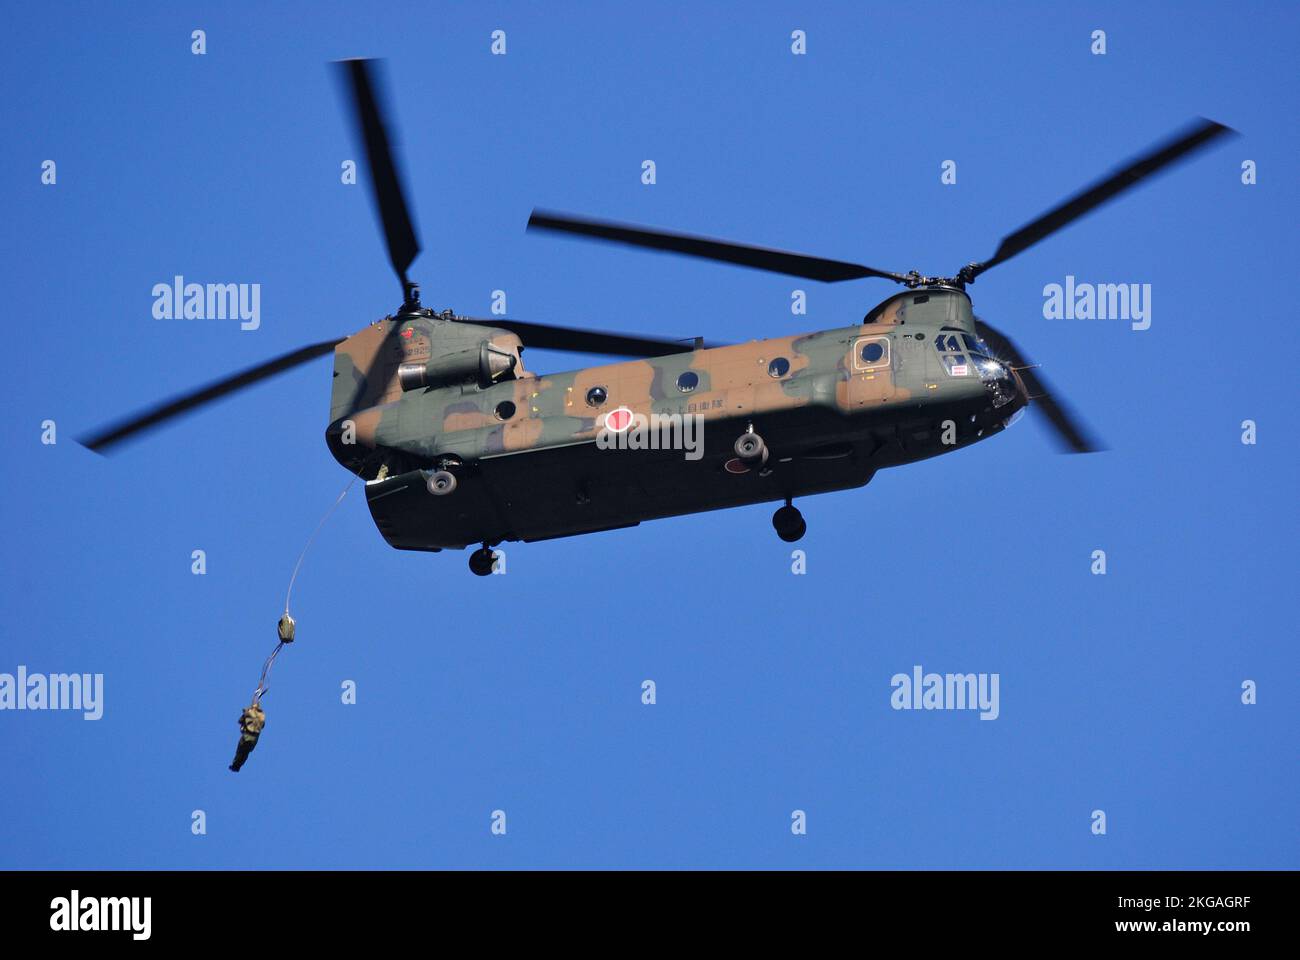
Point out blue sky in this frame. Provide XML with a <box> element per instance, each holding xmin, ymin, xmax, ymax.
<box><xmin>1</xmin><ymin>1</ymin><xmax>1295</xmax><ymax>868</ymax></box>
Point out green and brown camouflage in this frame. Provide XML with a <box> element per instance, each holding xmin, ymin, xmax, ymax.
<box><xmin>325</xmin><ymin>286</ymin><xmax>1027</xmax><ymax>551</ymax></box>
<box><xmin>76</xmin><ymin>62</ymin><xmax>1222</xmax><ymax>566</ymax></box>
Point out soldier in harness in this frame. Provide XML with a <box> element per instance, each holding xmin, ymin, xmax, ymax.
<box><xmin>229</xmin><ymin>703</ymin><xmax>266</xmax><ymax>772</ymax></box>
<box><xmin>228</xmin><ymin>613</ymin><xmax>294</xmax><ymax>773</ymax></box>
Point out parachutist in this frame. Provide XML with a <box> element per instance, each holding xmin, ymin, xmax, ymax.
<box><xmin>228</xmin><ymin>703</ymin><xmax>266</xmax><ymax>773</ymax></box>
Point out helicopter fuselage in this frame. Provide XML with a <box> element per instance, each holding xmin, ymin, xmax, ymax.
<box><xmin>325</xmin><ymin>286</ymin><xmax>1027</xmax><ymax>551</ymax></box>
<box><xmin>75</xmin><ymin>60</ymin><xmax>1220</xmax><ymax>568</ymax></box>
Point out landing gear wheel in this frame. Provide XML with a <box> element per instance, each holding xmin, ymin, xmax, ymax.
<box><xmin>773</xmin><ymin>502</ymin><xmax>806</xmax><ymax>543</ymax></box>
<box><xmin>734</xmin><ymin>431</ymin><xmax>767</xmax><ymax>465</ymax></box>
<box><xmin>469</xmin><ymin>545</ymin><xmax>496</xmax><ymax>577</ymax></box>
<box><xmin>426</xmin><ymin>469</ymin><xmax>457</xmax><ymax>496</ymax></box>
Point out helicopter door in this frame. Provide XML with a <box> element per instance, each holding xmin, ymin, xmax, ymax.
<box><xmin>845</xmin><ymin>335</ymin><xmax>895</xmax><ymax>407</ymax></box>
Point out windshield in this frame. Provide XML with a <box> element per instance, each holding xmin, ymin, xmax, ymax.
<box><xmin>963</xmin><ymin>333</ymin><xmax>994</xmax><ymax>359</ymax></box>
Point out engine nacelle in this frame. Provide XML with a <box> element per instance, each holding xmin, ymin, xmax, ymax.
<box><xmin>398</xmin><ymin>341</ymin><xmax>518</xmax><ymax>392</ymax></box>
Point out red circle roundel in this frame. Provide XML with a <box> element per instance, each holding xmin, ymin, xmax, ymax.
<box><xmin>604</xmin><ymin>407</ymin><xmax>634</xmax><ymax>433</ymax></box>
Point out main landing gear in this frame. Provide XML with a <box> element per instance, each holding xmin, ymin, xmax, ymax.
<box><xmin>772</xmin><ymin>498</ymin><xmax>806</xmax><ymax>543</ymax></box>
<box><xmin>419</xmin><ymin>464</ymin><xmax>497</xmax><ymax>576</ymax></box>
<box><xmin>469</xmin><ymin>544</ymin><xmax>497</xmax><ymax>577</ymax></box>
<box><xmin>732</xmin><ymin>427</ymin><xmax>805</xmax><ymax>542</ymax></box>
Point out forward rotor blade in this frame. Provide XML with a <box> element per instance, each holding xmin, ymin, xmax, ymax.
<box><xmin>339</xmin><ymin>58</ymin><xmax>421</xmax><ymax>290</ymax></box>
<box><xmin>463</xmin><ymin>317</ymin><xmax>712</xmax><ymax>357</ymax></box>
<box><xmin>966</xmin><ymin>118</ymin><xmax>1235</xmax><ymax>281</ymax></box>
<box><xmin>80</xmin><ymin>339</ymin><xmax>344</xmax><ymax>453</ymax></box>
<box><xmin>974</xmin><ymin>320</ymin><xmax>1102</xmax><ymax>454</ymax></box>
<box><xmin>528</xmin><ymin>210</ymin><xmax>909</xmax><ymax>284</ymax></box>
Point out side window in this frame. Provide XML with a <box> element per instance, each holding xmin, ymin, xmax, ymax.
<box><xmin>854</xmin><ymin>336</ymin><xmax>890</xmax><ymax>370</ymax></box>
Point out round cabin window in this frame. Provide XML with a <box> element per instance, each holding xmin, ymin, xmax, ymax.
<box><xmin>494</xmin><ymin>400</ymin><xmax>516</xmax><ymax>420</ymax></box>
<box><xmin>768</xmin><ymin>357</ymin><xmax>790</xmax><ymax>378</ymax></box>
<box><xmin>585</xmin><ymin>386</ymin><xmax>608</xmax><ymax>407</ymax></box>
<box><xmin>676</xmin><ymin>371</ymin><xmax>699</xmax><ymax>393</ymax></box>
<box><xmin>861</xmin><ymin>341</ymin><xmax>885</xmax><ymax>364</ymax></box>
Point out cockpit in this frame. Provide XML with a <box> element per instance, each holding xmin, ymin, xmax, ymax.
<box><xmin>934</xmin><ymin>331</ymin><xmax>1020</xmax><ymax>409</ymax></box>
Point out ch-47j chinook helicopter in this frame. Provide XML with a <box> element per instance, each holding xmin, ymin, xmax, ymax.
<box><xmin>82</xmin><ymin>59</ymin><xmax>1234</xmax><ymax>575</ymax></box>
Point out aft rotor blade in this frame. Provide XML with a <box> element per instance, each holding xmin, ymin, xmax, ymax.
<box><xmin>528</xmin><ymin>210</ymin><xmax>909</xmax><ymax>284</ymax></box>
<box><xmin>80</xmin><ymin>338</ymin><xmax>345</xmax><ymax>453</ymax></box>
<box><xmin>339</xmin><ymin>58</ymin><xmax>421</xmax><ymax>290</ymax></box>
<box><xmin>975</xmin><ymin>320</ymin><xmax>1102</xmax><ymax>454</ymax></box>
<box><xmin>463</xmin><ymin>317</ymin><xmax>713</xmax><ymax>357</ymax></box>
<box><xmin>965</xmin><ymin>118</ymin><xmax>1235</xmax><ymax>281</ymax></box>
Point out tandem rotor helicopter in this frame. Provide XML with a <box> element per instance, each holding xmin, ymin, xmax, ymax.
<box><xmin>83</xmin><ymin>59</ymin><xmax>1234</xmax><ymax>576</ymax></box>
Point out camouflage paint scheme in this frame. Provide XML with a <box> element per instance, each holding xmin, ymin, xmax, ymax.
<box><xmin>324</xmin><ymin>287</ymin><xmax>1028</xmax><ymax>551</ymax></box>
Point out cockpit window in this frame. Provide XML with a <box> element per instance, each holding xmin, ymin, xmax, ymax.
<box><xmin>963</xmin><ymin>334</ymin><xmax>993</xmax><ymax>359</ymax></box>
<box><xmin>942</xmin><ymin>354</ymin><xmax>970</xmax><ymax>376</ymax></box>
<box><xmin>934</xmin><ymin>332</ymin><xmax>971</xmax><ymax>377</ymax></box>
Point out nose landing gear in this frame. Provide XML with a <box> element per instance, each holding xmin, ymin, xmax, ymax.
<box><xmin>772</xmin><ymin>499</ymin><xmax>806</xmax><ymax>543</ymax></box>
